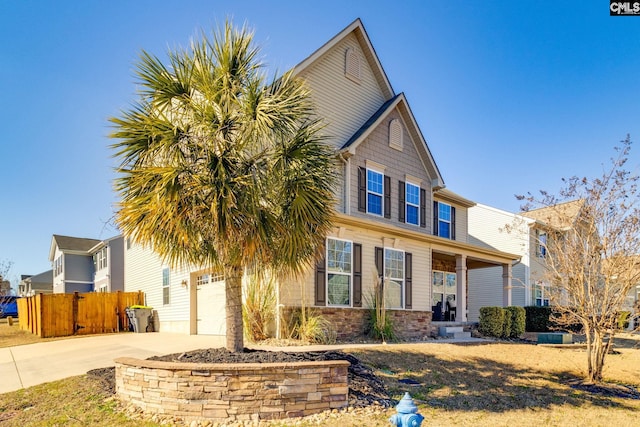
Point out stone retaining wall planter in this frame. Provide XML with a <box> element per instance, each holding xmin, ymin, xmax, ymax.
<box><xmin>114</xmin><ymin>357</ymin><xmax>350</xmax><ymax>423</ymax></box>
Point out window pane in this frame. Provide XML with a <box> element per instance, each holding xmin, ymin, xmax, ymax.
<box><xmin>384</xmin><ymin>249</ymin><xmax>404</xmax><ymax>309</ymax></box>
<box><xmin>384</xmin><ymin>278</ymin><xmax>403</xmax><ymax>309</ymax></box>
<box><xmin>406</xmin><ymin>183</ymin><xmax>420</xmax><ymax>205</ymax></box>
<box><xmin>368</xmin><ymin>194</ymin><xmax>382</xmax><ymax>215</ymax></box>
<box><xmin>439</xmin><ymin>203</ymin><xmax>451</xmax><ymax>221</ymax></box>
<box><xmin>432</xmin><ymin>271</ymin><xmax>444</xmax><ymax>294</ymax></box>
<box><xmin>327</xmin><ymin>239</ymin><xmax>352</xmax><ymax>273</ymax></box>
<box><xmin>406</xmin><ymin>205</ymin><xmax>419</xmax><ymax>225</ymax></box>
<box><xmin>328</xmin><ymin>274</ymin><xmax>350</xmax><ymax>305</ymax></box>
<box><xmin>439</xmin><ymin>221</ymin><xmax>451</xmax><ymax>239</ymax></box>
<box><xmin>367</xmin><ymin>170</ymin><xmax>383</xmax><ymax>194</ymax></box>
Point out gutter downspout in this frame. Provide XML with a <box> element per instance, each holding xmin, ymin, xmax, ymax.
<box><xmin>338</xmin><ymin>152</ymin><xmax>350</xmax><ymax>215</ymax></box>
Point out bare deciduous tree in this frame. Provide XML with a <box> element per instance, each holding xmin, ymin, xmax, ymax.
<box><xmin>519</xmin><ymin>136</ymin><xmax>640</xmax><ymax>383</ymax></box>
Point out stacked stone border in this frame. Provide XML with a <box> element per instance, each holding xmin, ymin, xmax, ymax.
<box><xmin>283</xmin><ymin>307</ymin><xmax>432</xmax><ymax>341</ymax></box>
<box><xmin>114</xmin><ymin>357</ymin><xmax>350</xmax><ymax>423</ymax></box>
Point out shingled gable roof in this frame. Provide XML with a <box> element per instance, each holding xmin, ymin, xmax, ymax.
<box><xmin>293</xmin><ymin>18</ymin><xmax>394</xmax><ymax>101</ymax></box>
<box><xmin>49</xmin><ymin>234</ymin><xmax>102</xmax><ymax>261</ymax></box>
<box><xmin>339</xmin><ymin>92</ymin><xmax>445</xmax><ymax>189</ymax></box>
<box><xmin>521</xmin><ymin>199</ymin><xmax>585</xmax><ymax>230</ymax></box>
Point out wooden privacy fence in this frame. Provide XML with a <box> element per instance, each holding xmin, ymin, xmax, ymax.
<box><xmin>17</xmin><ymin>291</ymin><xmax>145</xmax><ymax>338</ymax></box>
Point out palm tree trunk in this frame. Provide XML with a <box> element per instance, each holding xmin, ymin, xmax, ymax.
<box><xmin>225</xmin><ymin>265</ymin><xmax>244</xmax><ymax>352</ymax></box>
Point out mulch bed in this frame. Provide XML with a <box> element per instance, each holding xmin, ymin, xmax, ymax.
<box><xmin>87</xmin><ymin>348</ymin><xmax>395</xmax><ymax>408</ymax></box>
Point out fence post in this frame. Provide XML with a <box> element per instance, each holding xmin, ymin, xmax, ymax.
<box><xmin>73</xmin><ymin>292</ymin><xmax>79</xmax><ymax>334</ymax></box>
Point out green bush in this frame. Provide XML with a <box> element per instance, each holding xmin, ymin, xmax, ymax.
<box><xmin>524</xmin><ymin>306</ymin><xmax>553</xmax><ymax>332</ymax></box>
<box><xmin>502</xmin><ymin>309</ymin><xmax>512</xmax><ymax>338</ymax></box>
<box><xmin>505</xmin><ymin>306</ymin><xmax>526</xmax><ymax>338</ymax></box>
<box><xmin>479</xmin><ymin>307</ymin><xmax>505</xmax><ymax>337</ymax></box>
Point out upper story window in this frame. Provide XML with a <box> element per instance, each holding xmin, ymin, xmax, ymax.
<box><xmin>95</xmin><ymin>247</ymin><xmax>107</xmax><ymax>271</ymax></box>
<box><xmin>389</xmin><ymin>119</ymin><xmax>403</xmax><ymax>151</ymax></box>
<box><xmin>367</xmin><ymin>169</ymin><xmax>384</xmax><ymax>216</ymax></box>
<box><xmin>536</xmin><ymin>230</ymin><xmax>547</xmax><ymax>258</ymax></box>
<box><xmin>405</xmin><ymin>183</ymin><xmax>420</xmax><ymax>226</ymax></box>
<box><xmin>534</xmin><ymin>282</ymin><xmax>550</xmax><ymax>306</ymax></box>
<box><xmin>53</xmin><ymin>256</ymin><xmax>63</xmax><ymax>277</ymax></box>
<box><xmin>326</xmin><ymin>238</ymin><xmax>352</xmax><ymax>306</ymax></box>
<box><xmin>433</xmin><ymin>201</ymin><xmax>456</xmax><ymax>240</ymax></box>
<box><xmin>162</xmin><ymin>267</ymin><xmax>170</xmax><ymax>305</ymax></box>
<box><xmin>345</xmin><ymin>47</ymin><xmax>361</xmax><ymax>82</ymax></box>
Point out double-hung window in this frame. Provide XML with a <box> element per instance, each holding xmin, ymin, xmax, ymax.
<box><xmin>367</xmin><ymin>169</ymin><xmax>384</xmax><ymax>216</ymax></box>
<box><xmin>534</xmin><ymin>282</ymin><xmax>550</xmax><ymax>306</ymax></box>
<box><xmin>433</xmin><ymin>201</ymin><xmax>455</xmax><ymax>239</ymax></box>
<box><xmin>327</xmin><ymin>238</ymin><xmax>352</xmax><ymax>306</ymax></box>
<box><xmin>162</xmin><ymin>267</ymin><xmax>170</xmax><ymax>305</ymax></box>
<box><xmin>537</xmin><ymin>230</ymin><xmax>547</xmax><ymax>258</ymax></box>
<box><xmin>384</xmin><ymin>248</ymin><xmax>404</xmax><ymax>309</ymax></box>
<box><xmin>405</xmin><ymin>183</ymin><xmax>420</xmax><ymax>226</ymax></box>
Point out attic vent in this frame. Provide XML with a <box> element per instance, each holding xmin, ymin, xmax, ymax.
<box><xmin>345</xmin><ymin>48</ymin><xmax>361</xmax><ymax>82</ymax></box>
<box><xmin>389</xmin><ymin>119</ymin><xmax>403</xmax><ymax>151</ymax></box>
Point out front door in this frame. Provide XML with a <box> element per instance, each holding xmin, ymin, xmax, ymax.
<box><xmin>432</xmin><ymin>271</ymin><xmax>457</xmax><ymax>320</ymax></box>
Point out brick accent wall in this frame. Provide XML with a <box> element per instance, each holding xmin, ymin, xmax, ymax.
<box><xmin>115</xmin><ymin>357</ymin><xmax>349</xmax><ymax>423</ymax></box>
<box><xmin>284</xmin><ymin>307</ymin><xmax>431</xmax><ymax>341</ymax></box>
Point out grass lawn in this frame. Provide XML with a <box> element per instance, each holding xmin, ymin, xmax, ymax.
<box><xmin>1</xmin><ymin>322</ymin><xmax>639</xmax><ymax>426</ymax></box>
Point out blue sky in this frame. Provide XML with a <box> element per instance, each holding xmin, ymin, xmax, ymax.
<box><xmin>1</xmin><ymin>1</ymin><xmax>639</xmax><ymax>286</ymax></box>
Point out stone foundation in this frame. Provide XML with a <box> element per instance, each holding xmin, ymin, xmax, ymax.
<box><xmin>284</xmin><ymin>307</ymin><xmax>432</xmax><ymax>341</ymax></box>
<box><xmin>115</xmin><ymin>357</ymin><xmax>349</xmax><ymax>423</ymax></box>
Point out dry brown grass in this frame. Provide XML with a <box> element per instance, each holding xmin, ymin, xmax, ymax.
<box><xmin>1</xmin><ymin>333</ymin><xmax>639</xmax><ymax>426</ymax></box>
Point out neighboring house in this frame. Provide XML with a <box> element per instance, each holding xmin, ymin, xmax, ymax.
<box><xmin>0</xmin><ymin>280</ymin><xmax>11</xmax><ymax>296</ymax></box>
<box><xmin>17</xmin><ymin>271</ymin><xmax>53</xmax><ymax>297</ymax></box>
<box><xmin>124</xmin><ymin>19</ymin><xmax>520</xmax><ymax>338</ymax></box>
<box><xmin>49</xmin><ymin>234</ymin><xmax>124</xmax><ymax>294</ymax></box>
<box><xmin>90</xmin><ymin>235</ymin><xmax>125</xmax><ymax>293</ymax></box>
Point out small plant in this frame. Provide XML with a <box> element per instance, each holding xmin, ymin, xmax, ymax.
<box><xmin>286</xmin><ymin>307</ymin><xmax>336</xmax><ymax>344</ymax></box>
<box><xmin>242</xmin><ymin>272</ymin><xmax>277</xmax><ymax>342</ymax></box>
<box><xmin>366</xmin><ymin>269</ymin><xmax>395</xmax><ymax>342</ymax></box>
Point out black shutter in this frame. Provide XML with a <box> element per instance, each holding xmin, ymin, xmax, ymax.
<box><xmin>375</xmin><ymin>246</ymin><xmax>384</xmax><ymax>279</ymax></box>
<box><xmin>315</xmin><ymin>257</ymin><xmax>326</xmax><ymax>306</ymax></box>
<box><xmin>451</xmin><ymin>206</ymin><xmax>456</xmax><ymax>240</ymax></box>
<box><xmin>384</xmin><ymin>175</ymin><xmax>391</xmax><ymax>219</ymax></box>
<box><xmin>358</xmin><ymin>167</ymin><xmax>366</xmax><ymax>212</ymax></box>
<box><xmin>405</xmin><ymin>252</ymin><xmax>412</xmax><ymax>309</ymax></box>
<box><xmin>433</xmin><ymin>201</ymin><xmax>439</xmax><ymax>236</ymax></box>
<box><xmin>398</xmin><ymin>181</ymin><xmax>406</xmax><ymax>223</ymax></box>
<box><xmin>353</xmin><ymin>243</ymin><xmax>362</xmax><ymax>307</ymax></box>
<box><xmin>420</xmin><ymin>188</ymin><xmax>427</xmax><ymax>228</ymax></box>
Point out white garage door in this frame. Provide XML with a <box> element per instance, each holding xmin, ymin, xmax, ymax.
<box><xmin>196</xmin><ymin>276</ymin><xmax>226</xmax><ymax>335</ymax></box>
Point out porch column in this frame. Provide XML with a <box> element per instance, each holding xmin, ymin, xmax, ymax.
<box><xmin>502</xmin><ymin>263</ymin><xmax>512</xmax><ymax>307</ymax></box>
<box><xmin>456</xmin><ymin>255</ymin><xmax>467</xmax><ymax>322</ymax></box>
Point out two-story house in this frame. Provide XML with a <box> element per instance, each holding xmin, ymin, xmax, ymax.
<box><xmin>123</xmin><ymin>19</ymin><xmax>520</xmax><ymax>338</ymax></box>
<box><xmin>18</xmin><ymin>271</ymin><xmax>53</xmax><ymax>297</ymax></box>
<box><xmin>49</xmin><ymin>234</ymin><xmax>124</xmax><ymax>294</ymax></box>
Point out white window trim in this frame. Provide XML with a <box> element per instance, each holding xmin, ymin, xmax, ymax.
<box><xmin>366</xmin><ymin>167</ymin><xmax>384</xmax><ymax>217</ymax></box>
<box><xmin>437</xmin><ymin>202</ymin><xmax>452</xmax><ymax>238</ymax></box>
<box><xmin>326</xmin><ymin>237</ymin><xmax>353</xmax><ymax>307</ymax></box>
<box><xmin>405</xmin><ymin>181</ymin><xmax>420</xmax><ymax>226</ymax></box>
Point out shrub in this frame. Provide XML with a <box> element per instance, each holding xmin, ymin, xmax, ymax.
<box><xmin>502</xmin><ymin>309</ymin><xmax>512</xmax><ymax>338</ymax></box>
<box><xmin>242</xmin><ymin>273</ymin><xmax>276</xmax><ymax>342</ymax></box>
<box><xmin>479</xmin><ymin>307</ymin><xmax>505</xmax><ymax>337</ymax></box>
<box><xmin>505</xmin><ymin>306</ymin><xmax>526</xmax><ymax>338</ymax></box>
<box><xmin>524</xmin><ymin>306</ymin><xmax>553</xmax><ymax>332</ymax></box>
<box><xmin>286</xmin><ymin>307</ymin><xmax>336</xmax><ymax>344</ymax></box>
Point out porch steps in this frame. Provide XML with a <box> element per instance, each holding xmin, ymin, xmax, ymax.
<box><xmin>438</xmin><ymin>326</ymin><xmax>471</xmax><ymax>339</ymax></box>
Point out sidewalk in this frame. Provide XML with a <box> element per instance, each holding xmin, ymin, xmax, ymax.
<box><xmin>0</xmin><ymin>332</ymin><xmax>486</xmax><ymax>394</ymax></box>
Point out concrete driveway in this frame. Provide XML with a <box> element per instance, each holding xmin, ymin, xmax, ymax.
<box><xmin>0</xmin><ymin>332</ymin><xmax>225</xmax><ymax>394</ymax></box>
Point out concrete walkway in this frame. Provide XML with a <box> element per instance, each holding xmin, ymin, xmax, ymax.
<box><xmin>0</xmin><ymin>332</ymin><xmax>486</xmax><ymax>394</ymax></box>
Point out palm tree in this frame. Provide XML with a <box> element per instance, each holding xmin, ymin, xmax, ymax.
<box><xmin>110</xmin><ymin>22</ymin><xmax>337</xmax><ymax>352</ymax></box>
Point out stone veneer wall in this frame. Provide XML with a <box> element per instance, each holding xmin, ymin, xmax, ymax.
<box><xmin>114</xmin><ymin>357</ymin><xmax>349</xmax><ymax>423</ymax></box>
<box><xmin>283</xmin><ymin>307</ymin><xmax>432</xmax><ymax>341</ymax></box>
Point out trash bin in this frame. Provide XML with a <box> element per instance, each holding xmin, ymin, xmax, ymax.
<box><xmin>125</xmin><ymin>306</ymin><xmax>153</xmax><ymax>333</ymax></box>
